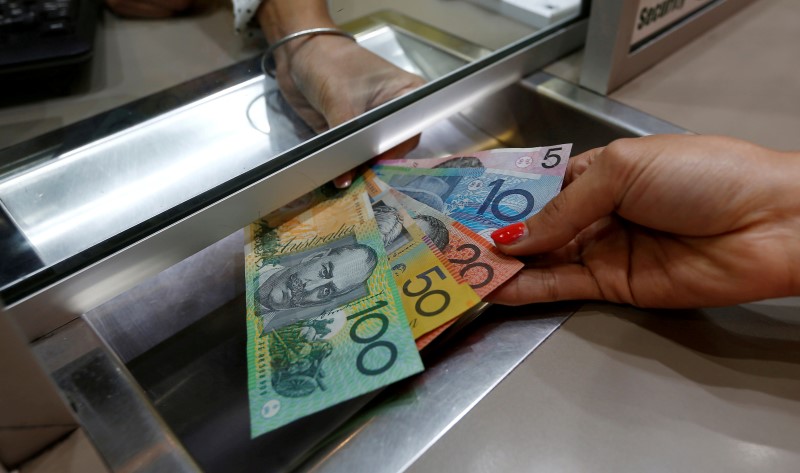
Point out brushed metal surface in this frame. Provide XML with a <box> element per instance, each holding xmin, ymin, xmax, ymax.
<box><xmin>408</xmin><ymin>300</ymin><xmax>800</xmax><ymax>473</ymax></box>
<box><xmin>297</xmin><ymin>305</ymin><xmax>575</xmax><ymax>473</ymax></box>
<box><xmin>0</xmin><ymin>76</ymin><xmax>270</xmax><ymax>268</ymax></box>
<box><xmin>32</xmin><ymin>318</ymin><xmax>201</xmax><ymax>473</ymax></box>
<box><xmin>580</xmin><ymin>0</ymin><xmax>757</xmax><ymax>93</ymax></box>
<box><xmin>457</xmin><ymin>70</ymin><xmax>689</xmax><ymax>157</ymax></box>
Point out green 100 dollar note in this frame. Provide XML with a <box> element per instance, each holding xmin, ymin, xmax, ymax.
<box><xmin>244</xmin><ymin>177</ymin><xmax>423</xmax><ymax>437</ymax></box>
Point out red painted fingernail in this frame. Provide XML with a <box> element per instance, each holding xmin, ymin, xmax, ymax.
<box><xmin>491</xmin><ymin>222</ymin><xmax>528</xmax><ymax>245</ymax></box>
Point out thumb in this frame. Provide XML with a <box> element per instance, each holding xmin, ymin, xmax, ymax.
<box><xmin>491</xmin><ymin>156</ymin><xmax>617</xmax><ymax>256</ymax></box>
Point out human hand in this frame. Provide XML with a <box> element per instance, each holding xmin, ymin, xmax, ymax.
<box><xmin>272</xmin><ymin>35</ymin><xmax>425</xmax><ymax>187</ymax></box>
<box><xmin>488</xmin><ymin>135</ymin><xmax>800</xmax><ymax>308</ymax></box>
<box><xmin>258</xmin><ymin>0</ymin><xmax>426</xmax><ymax>187</ymax></box>
<box><xmin>106</xmin><ymin>0</ymin><xmax>194</xmax><ymax>18</ymax></box>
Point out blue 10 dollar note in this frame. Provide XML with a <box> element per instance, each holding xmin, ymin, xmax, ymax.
<box><xmin>374</xmin><ymin>145</ymin><xmax>571</xmax><ymax>242</ymax></box>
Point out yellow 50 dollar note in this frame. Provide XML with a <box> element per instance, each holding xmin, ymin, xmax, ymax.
<box><xmin>364</xmin><ymin>170</ymin><xmax>481</xmax><ymax>338</ymax></box>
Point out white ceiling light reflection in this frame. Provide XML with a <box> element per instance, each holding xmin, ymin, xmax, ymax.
<box><xmin>3</xmin><ymin>78</ymin><xmax>276</xmax><ymax>266</ymax></box>
<box><xmin>26</xmin><ymin>136</ymin><xmax>260</xmax><ymax>262</ymax></box>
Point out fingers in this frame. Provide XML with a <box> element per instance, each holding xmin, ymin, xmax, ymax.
<box><xmin>377</xmin><ymin>134</ymin><xmax>421</xmax><ymax>161</ymax></box>
<box><xmin>563</xmin><ymin>147</ymin><xmax>602</xmax><ymax>187</ymax></box>
<box><xmin>333</xmin><ymin>135</ymin><xmax>420</xmax><ymax>188</ymax></box>
<box><xmin>491</xmin><ymin>156</ymin><xmax>617</xmax><ymax>256</ymax></box>
<box><xmin>333</xmin><ymin>170</ymin><xmax>354</xmax><ymax>189</ymax></box>
<box><xmin>486</xmin><ymin>265</ymin><xmax>604</xmax><ymax>305</ymax></box>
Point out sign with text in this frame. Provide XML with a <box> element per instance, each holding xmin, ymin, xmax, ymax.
<box><xmin>629</xmin><ymin>0</ymin><xmax>716</xmax><ymax>46</ymax></box>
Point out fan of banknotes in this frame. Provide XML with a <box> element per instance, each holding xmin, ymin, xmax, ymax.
<box><xmin>243</xmin><ymin>144</ymin><xmax>572</xmax><ymax>437</ymax></box>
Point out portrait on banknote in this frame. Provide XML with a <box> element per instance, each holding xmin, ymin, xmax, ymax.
<box><xmin>387</xmin><ymin>174</ymin><xmax>461</xmax><ymax>212</ymax></box>
<box><xmin>372</xmin><ymin>201</ymin><xmax>411</xmax><ymax>254</ymax></box>
<box><xmin>256</xmin><ymin>235</ymin><xmax>378</xmax><ymax>333</ymax></box>
<box><xmin>413</xmin><ymin>214</ymin><xmax>449</xmax><ymax>252</ymax></box>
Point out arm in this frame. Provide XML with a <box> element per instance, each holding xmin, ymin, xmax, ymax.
<box><xmin>256</xmin><ymin>0</ymin><xmax>425</xmax><ymax>129</ymax></box>
<box><xmin>489</xmin><ymin>135</ymin><xmax>800</xmax><ymax>308</ymax></box>
<box><xmin>257</xmin><ymin>0</ymin><xmax>425</xmax><ymax>186</ymax></box>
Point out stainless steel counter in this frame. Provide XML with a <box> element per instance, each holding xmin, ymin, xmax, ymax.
<box><xmin>410</xmin><ymin>300</ymin><xmax>800</xmax><ymax>473</ymax></box>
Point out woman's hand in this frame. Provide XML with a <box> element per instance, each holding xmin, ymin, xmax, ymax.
<box><xmin>273</xmin><ymin>35</ymin><xmax>424</xmax><ymax>187</ymax></box>
<box><xmin>273</xmin><ymin>35</ymin><xmax>425</xmax><ymax>136</ymax></box>
<box><xmin>489</xmin><ymin>135</ymin><xmax>800</xmax><ymax>308</ymax></box>
<box><xmin>259</xmin><ymin>0</ymin><xmax>425</xmax><ymax>187</ymax></box>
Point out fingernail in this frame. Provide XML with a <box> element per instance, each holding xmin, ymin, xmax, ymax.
<box><xmin>491</xmin><ymin>222</ymin><xmax>528</xmax><ymax>245</ymax></box>
<box><xmin>334</xmin><ymin>177</ymin><xmax>352</xmax><ymax>189</ymax></box>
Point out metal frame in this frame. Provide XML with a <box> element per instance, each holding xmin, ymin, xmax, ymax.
<box><xmin>580</xmin><ymin>0</ymin><xmax>757</xmax><ymax>94</ymax></box>
<box><xmin>32</xmin><ymin>317</ymin><xmax>201</xmax><ymax>472</ymax></box>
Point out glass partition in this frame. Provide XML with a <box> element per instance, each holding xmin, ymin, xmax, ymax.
<box><xmin>0</xmin><ymin>0</ymin><xmax>587</xmax><ymax>317</ymax></box>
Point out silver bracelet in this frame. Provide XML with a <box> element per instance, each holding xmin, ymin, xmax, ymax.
<box><xmin>261</xmin><ymin>28</ymin><xmax>356</xmax><ymax>78</ymax></box>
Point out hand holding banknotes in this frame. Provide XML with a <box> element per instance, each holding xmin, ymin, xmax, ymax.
<box><xmin>245</xmin><ymin>145</ymin><xmax>570</xmax><ymax>435</ymax></box>
<box><xmin>489</xmin><ymin>135</ymin><xmax>800</xmax><ymax>308</ymax></box>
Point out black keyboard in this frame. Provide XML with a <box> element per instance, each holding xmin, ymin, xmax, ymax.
<box><xmin>0</xmin><ymin>0</ymin><xmax>98</xmax><ymax>75</ymax></box>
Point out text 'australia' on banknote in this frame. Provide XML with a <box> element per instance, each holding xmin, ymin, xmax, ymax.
<box><xmin>364</xmin><ymin>170</ymin><xmax>481</xmax><ymax>339</ymax></box>
<box><xmin>374</xmin><ymin>145</ymin><xmax>572</xmax><ymax>242</ymax></box>
<box><xmin>244</xmin><ymin>177</ymin><xmax>423</xmax><ymax>437</ymax></box>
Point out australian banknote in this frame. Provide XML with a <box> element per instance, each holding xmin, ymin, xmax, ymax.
<box><xmin>260</xmin><ymin>184</ymin><xmax>343</xmax><ymax>229</ymax></box>
<box><xmin>376</xmin><ymin>145</ymin><xmax>571</xmax><ymax>178</ymax></box>
<box><xmin>374</xmin><ymin>146</ymin><xmax>571</xmax><ymax>242</ymax></box>
<box><xmin>363</xmin><ymin>170</ymin><xmax>481</xmax><ymax>339</ymax></box>
<box><xmin>391</xmin><ymin>190</ymin><xmax>523</xmax><ymax>298</ymax></box>
<box><xmin>393</xmin><ymin>190</ymin><xmax>524</xmax><ymax>349</ymax></box>
<box><xmin>244</xmin><ymin>177</ymin><xmax>423</xmax><ymax>437</ymax></box>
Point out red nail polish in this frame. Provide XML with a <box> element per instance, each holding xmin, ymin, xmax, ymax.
<box><xmin>491</xmin><ymin>222</ymin><xmax>527</xmax><ymax>245</ymax></box>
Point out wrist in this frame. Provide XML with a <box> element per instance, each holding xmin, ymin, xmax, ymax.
<box><xmin>258</xmin><ymin>0</ymin><xmax>342</xmax><ymax>76</ymax></box>
<box><xmin>258</xmin><ymin>0</ymin><xmax>336</xmax><ymax>44</ymax></box>
<box><xmin>266</xmin><ymin>30</ymin><xmax>358</xmax><ymax>80</ymax></box>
